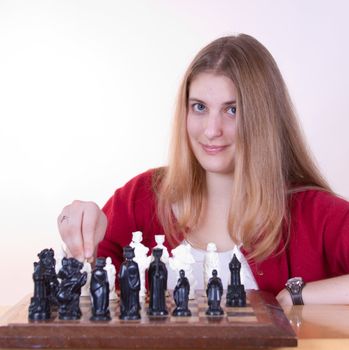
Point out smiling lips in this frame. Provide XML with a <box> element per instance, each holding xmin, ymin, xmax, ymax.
<box><xmin>200</xmin><ymin>143</ymin><xmax>228</xmax><ymax>155</ymax></box>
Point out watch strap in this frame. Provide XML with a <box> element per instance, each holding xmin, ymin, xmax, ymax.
<box><xmin>288</xmin><ymin>290</ymin><xmax>304</xmax><ymax>305</ymax></box>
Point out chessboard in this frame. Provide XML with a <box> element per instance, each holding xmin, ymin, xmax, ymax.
<box><xmin>0</xmin><ymin>290</ymin><xmax>297</xmax><ymax>349</ymax></box>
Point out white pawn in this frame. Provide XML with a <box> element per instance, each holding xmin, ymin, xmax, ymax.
<box><xmin>55</xmin><ymin>242</ymin><xmax>67</xmax><ymax>275</ymax></box>
<box><xmin>169</xmin><ymin>244</ymin><xmax>197</xmax><ymax>299</ymax></box>
<box><xmin>204</xmin><ymin>242</ymin><xmax>220</xmax><ymax>291</ymax></box>
<box><xmin>105</xmin><ymin>257</ymin><xmax>118</xmax><ymax>300</ymax></box>
<box><xmin>80</xmin><ymin>261</ymin><xmax>92</xmax><ymax>297</ymax></box>
<box><xmin>130</xmin><ymin>231</ymin><xmax>151</xmax><ymax>298</ymax></box>
<box><xmin>154</xmin><ymin>235</ymin><xmax>169</xmax><ymax>264</ymax></box>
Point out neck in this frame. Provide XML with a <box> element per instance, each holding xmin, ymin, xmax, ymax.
<box><xmin>203</xmin><ymin>171</ymin><xmax>234</xmax><ymax>225</ymax></box>
<box><xmin>205</xmin><ymin>171</ymin><xmax>234</xmax><ymax>200</ymax></box>
<box><xmin>186</xmin><ymin>171</ymin><xmax>236</xmax><ymax>251</ymax></box>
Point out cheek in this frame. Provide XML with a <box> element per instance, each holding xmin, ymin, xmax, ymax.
<box><xmin>224</xmin><ymin>119</ymin><xmax>237</xmax><ymax>140</ymax></box>
<box><xmin>186</xmin><ymin>114</ymin><xmax>200</xmax><ymax>140</ymax></box>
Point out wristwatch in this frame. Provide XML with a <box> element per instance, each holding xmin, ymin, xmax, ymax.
<box><xmin>285</xmin><ymin>277</ymin><xmax>305</xmax><ymax>305</ymax></box>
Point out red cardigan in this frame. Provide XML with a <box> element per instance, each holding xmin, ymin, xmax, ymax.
<box><xmin>97</xmin><ymin>169</ymin><xmax>349</xmax><ymax>296</ymax></box>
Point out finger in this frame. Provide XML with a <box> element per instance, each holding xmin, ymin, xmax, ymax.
<box><xmin>86</xmin><ymin>256</ymin><xmax>95</xmax><ymax>264</ymax></box>
<box><xmin>95</xmin><ymin>211</ymin><xmax>108</xmax><ymax>245</ymax></box>
<box><xmin>81</xmin><ymin>202</ymin><xmax>99</xmax><ymax>259</ymax></box>
<box><xmin>58</xmin><ymin>202</ymin><xmax>85</xmax><ymax>261</ymax></box>
<box><xmin>61</xmin><ymin>241</ymin><xmax>73</xmax><ymax>257</ymax></box>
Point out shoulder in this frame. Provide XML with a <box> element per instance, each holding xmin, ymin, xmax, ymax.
<box><xmin>287</xmin><ymin>189</ymin><xmax>349</xmax><ymax>241</ymax></box>
<box><xmin>288</xmin><ymin>189</ymin><xmax>349</xmax><ymax>217</ymax></box>
<box><xmin>103</xmin><ymin>167</ymin><xmax>166</xmax><ymax>234</ymax></box>
<box><xmin>114</xmin><ymin>167</ymin><xmax>165</xmax><ymax>200</ymax></box>
<box><xmin>285</xmin><ymin>189</ymin><xmax>349</xmax><ymax>279</ymax></box>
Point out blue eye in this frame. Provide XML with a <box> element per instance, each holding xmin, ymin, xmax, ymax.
<box><xmin>192</xmin><ymin>103</ymin><xmax>206</xmax><ymax>112</ymax></box>
<box><xmin>227</xmin><ymin>106</ymin><xmax>236</xmax><ymax>116</ymax></box>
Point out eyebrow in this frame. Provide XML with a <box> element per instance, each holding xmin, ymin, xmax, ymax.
<box><xmin>188</xmin><ymin>98</ymin><xmax>236</xmax><ymax>105</ymax></box>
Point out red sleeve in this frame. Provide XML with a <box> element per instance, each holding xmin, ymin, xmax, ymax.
<box><xmin>249</xmin><ymin>190</ymin><xmax>349</xmax><ymax>296</ymax></box>
<box><xmin>322</xmin><ymin>194</ymin><xmax>349</xmax><ymax>274</ymax></box>
<box><xmin>96</xmin><ymin>169</ymin><xmax>165</xmax><ymax>287</ymax></box>
<box><xmin>287</xmin><ymin>190</ymin><xmax>349</xmax><ymax>281</ymax></box>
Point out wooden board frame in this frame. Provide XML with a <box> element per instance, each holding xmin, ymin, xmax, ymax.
<box><xmin>0</xmin><ymin>290</ymin><xmax>297</xmax><ymax>349</ymax></box>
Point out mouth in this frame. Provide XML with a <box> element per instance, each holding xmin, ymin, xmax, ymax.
<box><xmin>200</xmin><ymin>143</ymin><xmax>228</xmax><ymax>155</ymax></box>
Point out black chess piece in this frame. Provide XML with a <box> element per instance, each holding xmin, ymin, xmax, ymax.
<box><xmin>90</xmin><ymin>257</ymin><xmax>111</xmax><ymax>321</ymax></box>
<box><xmin>28</xmin><ymin>260</ymin><xmax>51</xmax><ymax>320</ymax></box>
<box><xmin>56</xmin><ymin>257</ymin><xmax>87</xmax><ymax>320</ymax></box>
<box><xmin>118</xmin><ymin>246</ymin><xmax>141</xmax><ymax>320</ymax></box>
<box><xmin>226</xmin><ymin>254</ymin><xmax>246</xmax><ymax>307</ymax></box>
<box><xmin>147</xmin><ymin>248</ymin><xmax>168</xmax><ymax>316</ymax></box>
<box><xmin>39</xmin><ymin>248</ymin><xmax>59</xmax><ymax>311</ymax></box>
<box><xmin>206</xmin><ymin>269</ymin><xmax>224</xmax><ymax>316</ymax></box>
<box><xmin>172</xmin><ymin>269</ymin><xmax>191</xmax><ymax>317</ymax></box>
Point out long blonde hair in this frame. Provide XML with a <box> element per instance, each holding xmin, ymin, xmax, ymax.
<box><xmin>156</xmin><ymin>34</ymin><xmax>331</xmax><ymax>260</ymax></box>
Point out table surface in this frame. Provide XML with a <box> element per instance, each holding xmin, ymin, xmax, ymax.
<box><xmin>2</xmin><ymin>299</ymin><xmax>349</xmax><ymax>350</ymax></box>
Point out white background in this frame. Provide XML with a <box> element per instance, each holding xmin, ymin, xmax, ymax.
<box><xmin>0</xmin><ymin>0</ymin><xmax>348</xmax><ymax>305</ymax></box>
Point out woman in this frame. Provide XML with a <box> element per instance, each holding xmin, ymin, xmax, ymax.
<box><xmin>58</xmin><ymin>34</ymin><xmax>349</xmax><ymax>306</ymax></box>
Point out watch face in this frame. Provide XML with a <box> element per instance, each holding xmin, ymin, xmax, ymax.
<box><xmin>287</xmin><ymin>277</ymin><xmax>304</xmax><ymax>294</ymax></box>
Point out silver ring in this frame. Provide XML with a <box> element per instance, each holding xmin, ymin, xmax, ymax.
<box><xmin>60</xmin><ymin>215</ymin><xmax>70</xmax><ymax>224</ymax></box>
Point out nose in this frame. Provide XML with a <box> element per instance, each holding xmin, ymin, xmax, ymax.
<box><xmin>204</xmin><ymin>113</ymin><xmax>223</xmax><ymax>140</ymax></box>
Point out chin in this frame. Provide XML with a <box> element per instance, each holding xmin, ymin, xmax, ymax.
<box><xmin>200</xmin><ymin>163</ymin><xmax>234</xmax><ymax>175</ymax></box>
<box><xmin>193</xmin><ymin>148</ymin><xmax>235</xmax><ymax>174</ymax></box>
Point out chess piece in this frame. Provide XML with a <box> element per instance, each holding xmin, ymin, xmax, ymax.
<box><xmin>55</xmin><ymin>242</ymin><xmax>67</xmax><ymax>274</ymax></box>
<box><xmin>90</xmin><ymin>257</ymin><xmax>111</xmax><ymax>321</ymax></box>
<box><xmin>169</xmin><ymin>244</ymin><xmax>197</xmax><ymax>299</ymax></box>
<box><xmin>80</xmin><ymin>261</ymin><xmax>92</xmax><ymax>297</ymax></box>
<box><xmin>57</xmin><ymin>257</ymin><xmax>87</xmax><ymax>320</ymax></box>
<box><xmin>154</xmin><ymin>235</ymin><xmax>169</xmax><ymax>264</ymax></box>
<box><xmin>204</xmin><ymin>242</ymin><xmax>220</xmax><ymax>291</ymax></box>
<box><xmin>147</xmin><ymin>248</ymin><xmax>168</xmax><ymax>316</ymax></box>
<box><xmin>226</xmin><ymin>254</ymin><xmax>246</xmax><ymax>307</ymax></box>
<box><xmin>130</xmin><ymin>231</ymin><xmax>151</xmax><ymax>298</ymax></box>
<box><xmin>172</xmin><ymin>269</ymin><xmax>191</xmax><ymax>317</ymax></box>
<box><xmin>105</xmin><ymin>257</ymin><xmax>118</xmax><ymax>300</ymax></box>
<box><xmin>206</xmin><ymin>269</ymin><xmax>224</xmax><ymax>316</ymax></box>
<box><xmin>118</xmin><ymin>246</ymin><xmax>141</xmax><ymax>320</ymax></box>
<box><xmin>28</xmin><ymin>260</ymin><xmax>51</xmax><ymax>320</ymax></box>
<box><xmin>38</xmin><ymin>248</ymin><xmax>59</xmax><ymax>311</ymax></box>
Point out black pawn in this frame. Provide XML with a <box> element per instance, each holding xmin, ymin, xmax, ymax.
<box><xmin>147</xmin><ymin>248</ymin><xmax>168</xmax><ymax>316</ymax></box>
<box><xmin>28</xmin><ymin>261</ymin><xmax>51</xmax><ymax>321</ymax></box>
<box><xmin>226</xmin><ymin>254</ymin><xmax>246</xmax><ymax>307</ymax></box>
<box><xmin>118</xmin><ymin>246</ymin><xmax>141</xmax><ymax>320</ymax></box>
<box><xmin>90</xmin><ymin>257</ymin><xmax>111</xmax><ymax>321</ymax></box>
<box><xmin>172</xmin><ymin>269</ymin><xmax>191</xmax><ymax>317</ymax></box>
<box><xmin>206</xmin><ymin>269</ymin><xmax>224</xmax><ymax>316</ymax></box>
<box><xmin>57</xmin><ymin>257</ymin><xmax>87</xmax><ymax>320</ymax></box>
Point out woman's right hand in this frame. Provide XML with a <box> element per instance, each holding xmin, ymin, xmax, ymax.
<box><xmin>57</xmin><ymin>200</ymin><xmax>107</xmax><ymax>262</ymax></box>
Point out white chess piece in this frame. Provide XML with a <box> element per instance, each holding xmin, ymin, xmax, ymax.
<box><xmin>169</xmin><ymin>244</ymin><xmax>197</xmax><ymax>299</ymax></box>
<box><xmin>154</xmin><ymin>234</ymin><xmax>170</xmax><ymax>296</ymax></box>
<box><xmin>130</xmin><ymin>231</ymin><xmax>151</xmax><ymax>298</ymax></box>
<box><xmin>105</xmin><ymin>257</ymin><xmax>118</xmax><ymax>300</ymax></box>
<box><xmin>204</xmin><ymin>242</ymin><xmax>220</xmax><ymax>291</ymax></box>
<box><xmin>154</xmin><ymin>235</ymin><xmax>169</xmax><ymax>264</ymax></box>
<box><xmin>80</xmin><ymin>261</ymin><xmax>92</xmax><ymax>297</ymax></box>
<box><xmin>55</xmin><ymin>242</ymin><xmax>67</xmax><ymax>275</ymax></box>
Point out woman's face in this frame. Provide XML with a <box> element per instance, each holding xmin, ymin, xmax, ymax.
<box><xmin>187</xmin><ymin>72</ymin><xmax>237</xmax><ymax>175</ymax></box>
